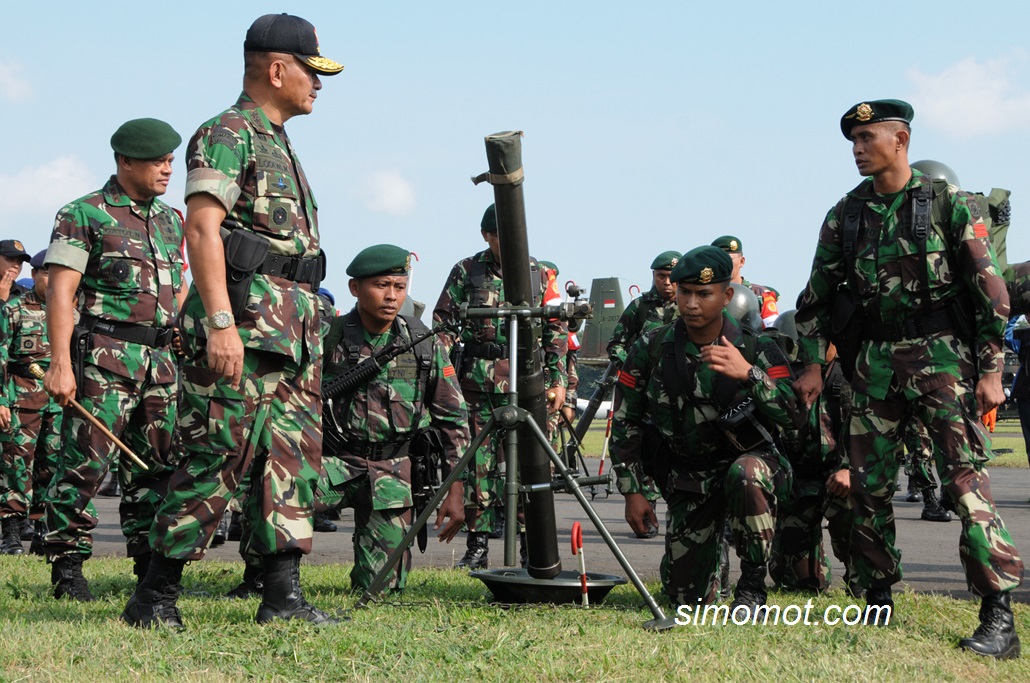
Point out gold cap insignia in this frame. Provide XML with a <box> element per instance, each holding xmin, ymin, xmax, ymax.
<box><xmin>699</xmin><ymin>267</ymin><xmax>714</xmax><ymax>284</ymax></box>
<box><xmin>12</xmin><ymin>240</ymin><xmax>23</xmax><ymax>251</ymax></box>
<box><xmin>729</xmin><ymin>240</ymin><xmax>738</xmax><ymax>251</ymax></box>
<box><xmin>670</xmin><ymin>257</ymin><xmax>678</xmax><ymax>267</ymax></box>
<box><xmin>856</xmin><ymin>103</ymin><xmax>873</xmax><ymax>122</ymax></box>
<box><xmin>405</xmin><ymin>255</ymin><xmax>412</xmax><ymax>272</ymax></box>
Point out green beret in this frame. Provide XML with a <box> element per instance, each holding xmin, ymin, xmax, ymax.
<box><xmin>711</xmin><ymin>235</ymin><xmax>743</xmax><ymax>254</ymax></box>
<box><xmin>110</xmin><ymin>118</ymin><xmax>181</xmax><ymax>159</ymax></box>
<box><xmin>539</xmin><ymin>260</ymin><xmax>558</xmax><ymax>274</ymax></box>
<box><xmin>346</xmin><ymin>244</ymin><xmax>411</xmax><ymax>278</ymax></box>
<box><xmin>481</xmin><ymin>204</ymin><xmax>497</xmax><ymax>233</ymax></box>
<box><xmin>670</xmin><ymin>246</ymin><xmax>733</xmax><ymax>285</ymax></box>
<box><xmin>840</xmin><ymin>99</ymin><xmax>913</xmax><ymax>139</ymax></box>
<box><xmin>650</xmin><ymin>250</ymin><xmax>681</xmax><ymax>271</ymax></box>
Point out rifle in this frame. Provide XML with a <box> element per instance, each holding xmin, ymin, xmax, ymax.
<box><xmin>410</xmin><ymin>429</ymin><xmax>445</xmax><ymax>552</ymax></box>
<box><xmin>321</xmin><ymin>322</ymin><xmax>450</xmax><ymax>402</ymax></box>
<box><xmin>572</xmin><ymin>361</ymin><xmax>618</xmax><ymax>443</ymax></box>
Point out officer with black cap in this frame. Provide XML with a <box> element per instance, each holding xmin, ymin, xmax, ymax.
<box><xmin>0</xmin><ymin>240</ymin><xmax>31</xmax><ymax>303</ymax></box>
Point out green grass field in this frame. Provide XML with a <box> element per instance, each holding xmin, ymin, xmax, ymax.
<box><xmin>1</xmin><ymin>558</ymin><xmax>1028</xmax><ymax>682</ymax></box>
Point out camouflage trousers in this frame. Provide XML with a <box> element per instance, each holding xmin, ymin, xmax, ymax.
<box><xmin>849</xmin><ymin>378</ymin><xmax>1024</xmax><ymax>595</ymax></box>
<box><xmin>44</xmin><ymin>364</ymin><xmax>176</xmax><ymax>559</ymax></box>
<box><xmin>902</xmin><ymin>420</ymin><xmax>937</xmax><ymax>491</ymax></box>
<box><xmin>662</xmin><ymin>451</ymin><xmax>789</xmax><ymax>605</ymax></box>
<box><xmin>329</xmin><ymin>473</ymin><xmax>413</xmax><ymax>593</ymax></box>
<box><xmin>462</xmin><ymin>390</ymin><xmax>506</xmax><ymax>533</ymax></box>
<box><xmin>0</xmin><ymin>407</ymin><xmax>62</xmax><ymax>519</ymax></box>
<box><xmin>770</xmin><ymin>472</ymin><xmax>854</xmax><ymax>593</ymax></box>
<box><xmin>150</xmin><ymin>344</ymin><xmax>322</xmax><ymax>560</ymax></box>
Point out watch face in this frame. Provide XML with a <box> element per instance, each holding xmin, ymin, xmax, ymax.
<box><xmin>211</xmin><ymin>312</ymin><xmax>233</xmax><ymax>329</ymax></box>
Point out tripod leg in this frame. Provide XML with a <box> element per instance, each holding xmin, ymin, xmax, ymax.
<box><xmin>522</xmin><ymin>414</ymin><xmax>676</xmax><ymax>630</ymax></box>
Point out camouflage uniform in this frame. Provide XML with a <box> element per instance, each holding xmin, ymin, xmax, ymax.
<box><xmin>770</xmin><ymin>360</ymin><xmax>855</xmax><ymax>593</ymax></box>
<box><xmin>609</xmin><ymin>313</ymin><xmax>797</xmax><ymax>605</ymax></box>
<box><xmin>0</xmin><ymin>290</ymin><xmax>63</xmax><ymax>523</ymax></box>
<box><xmin>605</xmin><ymin>288</ymin><xmax>678</xmax><ymax>367</ymax></box>
<box><xmin>432</xmin><ymin>249</ymin><xmax>567</xmax><ymax>533</ymax></box>
<box><xmin>795</xmin><ymin>169</ymin><xmax>1024</xmax><ymax>595</ymax></box>
<box><xmin>43</xmin><ymin>176</ymin><xmax>184</xmax><ymax>560</ymax></box>
<box><xmin>318</xmin><ymin>311</ymin><xmax>469</xmax><ymax>591</ymax></box>
<box><xmin>150</xmin><ymin>93</ymin><xmax>325</xmax><ymax>560</ymax></box>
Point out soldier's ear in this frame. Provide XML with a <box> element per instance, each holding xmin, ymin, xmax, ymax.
<box><xmin>348</xmin><ymin>279</ymin><xmax>360</xmax><ymax>297</ymax></box>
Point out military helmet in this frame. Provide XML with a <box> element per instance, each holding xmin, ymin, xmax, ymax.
<box><xmin>726</xmin><ymin>283</ymin><xmax>761</xmax><ymax>330</ymax></box>
<box><xmin>772</xmin><ymin>309</ymin><xmax>798</xmax><ymax>341</ymax></box>
<box><xmin>911</xmin><ymin>159</ymin><xmax>960</xmax><ymax>187</ymax></box>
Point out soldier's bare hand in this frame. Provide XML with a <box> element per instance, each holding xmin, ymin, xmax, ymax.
<box><xmin>43</xmin><ymin>363</ymin><xmax>76</xmax><ymax>407</ymax></box>
<box><xmin>207</xmin><ymin>326</ymin><xmax>244</xmax><ymax>389</ymax></box>
<box><xmin>0</xmin><ymin>268</ymin><xmax>16</xmax><ymax>300</ymax></box>
<box><xmin>975</xmin><ymin>371</ymin><xmax>1005</xmax><ymax>415</ymax></box>
<box><xmin>826</xmin><ymin>469</ymin><xmax>850</xmax><ymax>498</ymax></box>
<box><xmin>624</xmin><ymin>492</ymin><xmax>658</xmax><ymax>537</ymax></box>
<box><xmin>546</xmin><ymin>386</ymin><xmax>566</xmax><ymax>414</ymax></box>
<box><xmin>0</xmin><ymin>406</ymin><xmax>11</xmax><ymax>431</ymax></box>
<box><xmin>435</xmin><ymin>481</ymin><xmax>466</xmax><ymax>543</ymax></box>
<box><xmin>793</xmin><ymin>363</ymin><xmax>824</xmax><ymax>409</ymax></box>
<box><xmin>700</xmin><ymin>336</ymin><xmax>750</xmax><ymax>380</ymax></box>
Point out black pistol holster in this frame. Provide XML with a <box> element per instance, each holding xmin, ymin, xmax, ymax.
<box><xmin>222</xmin><ymin>229</ymin><xmax>270</xmax><ymax>323</ymax></box>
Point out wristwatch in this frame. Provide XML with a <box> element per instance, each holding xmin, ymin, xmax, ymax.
<box><xmin>207</xmin><ymin>310</ymin><xmax>234</xmax><ymax>330</ymax></box>
<box><xmin>746</xmin><ymin>365</ymin><xmax>765</xmax><ymax>388</ymax></box>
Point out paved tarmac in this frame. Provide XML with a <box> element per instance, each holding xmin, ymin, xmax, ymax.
<box><xmin>76</xmin><ymin>445</ymin><xmax>1030</xmax><ymax>605</ymax></box>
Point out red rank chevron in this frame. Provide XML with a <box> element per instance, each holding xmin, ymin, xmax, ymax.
<box><xmin>974</xmin><ymin>221</ymin><xmax>988</xmax><ymax>239</ymax></box>
<box><xmin>443</xmin><ymin>365</ymin><xmax>456</xmax><ymax>377</ymax></box>
<box><xmin>766</xmin><ymin>365</ymin><xmax>790</xmax><ymax>379</ymax></box>
<box><xmin>618</xmin><ymin>370</ymin><xmax>637</xmax><ymax>388</ymax></box>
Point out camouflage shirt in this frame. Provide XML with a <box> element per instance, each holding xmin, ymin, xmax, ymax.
<box><xmin>610</xmin><ymin>313</ymin><xmax>798</xmax><ymax>496</ymax></box>
<box><xmin>606</xmin><ymin>287</ymin><xmax>678</xmax><ymax>365</ymax></box>
<box><xmin>44</xmin><ymin>176</ymin><xmax>184</xmax><ymax>383</ymax></box>
<box><xmin>796</xmin><ymin>170</ymin><xmax>1009</xmax><ymax>399</ymax></box>
<box><xmin>323</xmin><ymin>311</ymin><xmax>470</xmax><ymax>509</ymax></box>
<box><xmin>0</xmin><ymin>290</ymin><xmax>59</xmax><ymax>412</ymax></box>
<box><xmin>179</xmin><ymin>92</ymin><xmax>321</xmax><ymax>362</ymax></box>
<box><xmin>433</xmin><ymin>249</ymin><xmax>568</xmax><ymax>394</ymax></box>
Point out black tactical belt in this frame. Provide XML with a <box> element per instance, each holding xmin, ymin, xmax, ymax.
<box><xmin>341</xmin><ymin>440</ymin><xmax>410</xmax><ymax>461</ymax></box>
<box><xmin>464</xmin><ymin>342</ymin><xmax>509</xmax><ymax>360</ymax></box>
<box><xmin>80</xmin><ymin>314</ymin><xmax>175</xmax><ymax>348</ymax></box>
<box><xmin>258</xmin><ymin>251</ymin><xmax>325</xmax><ymax>288</ymax></box>
<box><xmin>865</xmin><ymin>308</ymin><xmax>954</xmax><ymax>342</ymax></box>
<box><xmin>7</xmin><ymin>363</ymin><xmax>38</xmax><ymax>380</ymax></box>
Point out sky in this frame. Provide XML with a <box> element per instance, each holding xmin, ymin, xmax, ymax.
<box><xmin>5</xmin><ymin>1</ymin><xmax>1030</xmax><ymax>355</ymax></box>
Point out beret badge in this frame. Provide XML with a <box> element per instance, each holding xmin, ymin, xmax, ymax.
<box><xmin>700</xmin><ymin>267</ymin><xmax>714</xmax><ymax>284</ymax></box>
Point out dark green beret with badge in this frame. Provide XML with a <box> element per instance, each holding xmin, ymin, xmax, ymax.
<box><xmin>481</xmin><ymin>204</ymin><xmax>497</xmax><ymax>233</ymax></box>
<box><xmin>650</xmin><ymin>250</ymin><xmax>681</xmax><ymax>271</ymax></box>
<box><xmin>711</xmin><ymin>235</ymin><xmax>743</xmax><ymax>254</ymax></box>
<box><xmin>346</xmin><ymin>244</ymin><xmax>412</xmax><ymax>278</ymax></box>
<box><xmin>110</xmin><ymin>118</ymin><xmax>182</xmax><ymax>159</ymax></box>
<box><xmin>840</xmin><ymin>99</ymin><xmax>914</xmax><ymax>139</ymax></box>
<box><xmin>539</xmin><ymin>260</ymin><xmax>558</xmax><ymax>274</ymax></box>
<box><xmin>670</xmin><ymin>245</ymin><xmax>733</xmax><ymax>285</ymax></box>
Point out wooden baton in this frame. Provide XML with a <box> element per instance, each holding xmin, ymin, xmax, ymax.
<box><xmin>28</xmin><ymin>363</ymin><xmax>149</xmax><ymax>471</ymax></box>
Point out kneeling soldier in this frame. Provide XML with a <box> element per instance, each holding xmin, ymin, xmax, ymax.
<box><xmin>609</xmin><ymin>245</ymin><xmax>799</xmax><ymax>611</ymax></box>
<box><xmin>320</xmin><ymin>245</ymin><xmax>469</xmax><ymax>592</ymax></box>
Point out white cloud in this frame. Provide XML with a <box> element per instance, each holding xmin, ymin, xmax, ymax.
<box><xmin>908</xmin><ymin>53</ymin><xmax>1030</xmax><ymax>138</ymax></box>
<box><xmin>0</xmin><ymin>61</ymin><xmax>32</xmax><ymax>102</ymax></box>
<box><xmin>3</xmin><ymin>156</ymin><xmax>97</xmax><ymax>214</ymax></box>
<box><xmin>359</xmin><ymin>170</ymin><xmax>416</xmax><ymax>216</ymax></box>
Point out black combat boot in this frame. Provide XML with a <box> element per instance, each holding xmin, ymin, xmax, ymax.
<box><xmin>29</xmin><ymin>519</ymin><xmax>47</xmax><ymax>556</ymax></box>
<box><xmin>959</xmin><ymin>592</ymin><xmax>1021</xmax><ymax>659</ymax></box>
<box><xmin>211</xmin><ymin>515</ymin><xmax>229</xmax><ymax>547</ymax></box>
<box><xmin>313</xmin><ymin>513</ymin><xmax>338</xmax><ymax>533</ymax></box>
<box><xmin>121</xmin><ymin>553</ymin><xmax>186</xmax><ymax>630</ymax></box>
<box><xmin>133</xmin><ymin>552</ymin><xmax>152</xmax><ymax>586</ymax></box>
<box><xmin>865</xmin><ymin>587</ymin><xmax>894</xmax><ymax>626</ymax></box>
<box><xmin>489</xmin><ymin>508</ymin><xmax>505</xmax><ymax>540</ymax></box>
<box><xmin>920</xmin><ymin>487</ymin><xmax>953</xmax><ymax>522</ymax></box>
<box><xmin>20</xmin><ymin>517</ymin><xmax>34</xmax><ymax>541</ymax></box>
<box><xmin>97</xmin><ymin>473</ymin><xmax>120</xmax><ymax>497</ymax></box>
<box><xmin>718</xmin><ymin>538</ymin><xmax>731</xmax><ymax>599</ymax></box>
<box><xmin>226</xmin><ymin>555</ymin><xmax>265</xmax><ymax>599</ymax></box>
<box><xmin>1</xmin><ymin>517</ymin><xmax>25</xmax><ymax>555</ymax></box>
<box><xmin>730</xmin><ymin>560</ymin><xmax>767</xmax><ymax>612</ymax></box>
<box><xmin>456</xmin><ymin>532</ymin><xmax>489</xmax><ymax>570</ymax></box>
<box><xmin>255</xmin><ymin>552</ymin><xmax>340</xmax><ymax>624</ymax></box>
<box><xmin>52</xmin><ymin>555</ymin><xmax>96</xmax><ymax>601</ymax></box>
<box><xmin>227</xmin><ymin>511</ymin><xmax>243</xmax><ymax>542</ymax></box>
<box><xmin>905</xmin><ymin>479</ymin><xmax>923</xmax><ymax>503</ymax></box>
